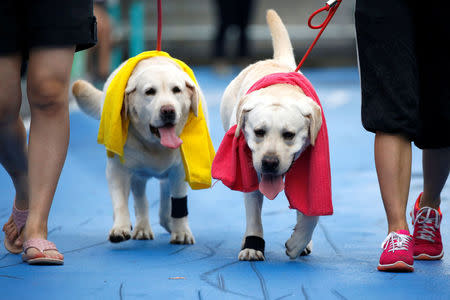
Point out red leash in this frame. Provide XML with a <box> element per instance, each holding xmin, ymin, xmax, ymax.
<box><xmin>157</xmin><ymin>0</ymin><xmax>162</xmax><ymax>51</ymax></box>
<box><xmin>295</xmin><ymin>0</ymin><xmax>342</xmax><ymax>72</ymax></box>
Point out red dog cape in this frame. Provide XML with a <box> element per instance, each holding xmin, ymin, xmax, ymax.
<box><xmin>211</xmin><ymin>72</ymin><xmax>332</xmax><ymax>216</ymax></box>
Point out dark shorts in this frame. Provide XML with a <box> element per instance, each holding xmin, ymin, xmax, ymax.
<box><xmin>355</xmin><ymin>0</ymin><xmax>450</xmax><ymax>149</ymax></box>
<box><xmin>0</xmin><ymin>0</ymin><xmax>97</xmax><ymax>56</ymax></box>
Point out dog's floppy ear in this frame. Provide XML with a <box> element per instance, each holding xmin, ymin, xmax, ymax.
<box><xmin>122</xmin><ymin>74</ymin><xmax>137</xmax><ymax>120</ymax></box>
<box><xmin>296</xmin><ymin>97</ymin><xmax>322</xmax><ymax>146</ymax></box>
<box><xmin>185</xmin><ymin>79</ymin><xmax>199</xmax><ymax>117</ymax></box>
<box><xmin>125</xmin><ymin>73</ymin><xmax>138</xmax><ymax>95</ymax></box>
<box><xmin>122</xmin><ymin>93</ymin><xmax>130</xmax><ymax>120</ymax></box>
<box><xmin>235</xmin><ymin>95</ymin><xmax>257</xmax><ymax>137</ymax></box>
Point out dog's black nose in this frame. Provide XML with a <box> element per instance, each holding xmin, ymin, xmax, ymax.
<box><xmin>160</xmin><ymin>105</ymin><xmax>176</xmax><ymax>123</ymax></box>
<box><xmin>261</xmin><ymin>155</ymin><xmax>279</xmax><ymax>172</ymax></box>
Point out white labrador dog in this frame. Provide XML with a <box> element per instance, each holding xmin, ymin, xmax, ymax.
<box><xmin>220</xmin><ymin>10</ymin><xmax>323</xmax><ymax>260</ymax></box>
<box><xmin>72</xmin><ymin>56</ymin><xmax>206</xmax><ymax>244</ymax></box>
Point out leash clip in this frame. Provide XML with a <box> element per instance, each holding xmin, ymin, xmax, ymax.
<box><xmin>326</xmin><ymin>0</ymin><xmax>339</xmax><ymax>8</ymax></box>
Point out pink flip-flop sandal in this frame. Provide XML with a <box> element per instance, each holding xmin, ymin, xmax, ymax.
<box><xmin>22</xmin><ymin>238</ymin><xmax>64</xmax><ymax>265</ymax></box>
<box><xmin>2</xmin><ymin>204</ymin><xmax>28</xmax><ymax>254</ymax></box>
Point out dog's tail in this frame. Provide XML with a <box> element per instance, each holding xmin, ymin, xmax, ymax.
<box><xmin>266</xmin><ymin>9</ymin><xmax>296</xmax><ymax>68</ymax></box>
<box><xmin>72</xmin><ymin>80</ymin><xmax>103</xmax><ymax>120</ymax></box>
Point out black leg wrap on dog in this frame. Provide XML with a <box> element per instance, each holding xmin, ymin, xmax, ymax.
<box><xmin>171</xmin><ymin>196</ymin><xmax>188</xmax><ymax>218</ymax></box>
<box><xmin>242</xmin><ymin>236</ymin><xmax>265</xmax><ymax>253</ymax></box>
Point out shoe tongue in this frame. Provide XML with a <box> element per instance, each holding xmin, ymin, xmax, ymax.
<box><xmin>396</xmin><ymin>230</ymin><xmax>410</xmax><ymax>236</ymax></box>
<box><xmin>259</xmin><ymin>174</ymin><xmax>284</xmax><ymax>200</ymax></box>
<box><xmin>418</xmin><ymin>206</ymin><xmax>440</xmax><ymax>219</ymax></box>
<box><xmin>426</xmin><ymin>209</ymin><xmax>438</xmax><ymax>218</ymax></box>
<box><xmin>158</xmin><ymin>125</ymin><xmax>183</xmax><ymax>149</ymax></box>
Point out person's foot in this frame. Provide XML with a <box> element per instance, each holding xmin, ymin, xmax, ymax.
<box><xmin>22</xmin><ymin>238</ymin><xmax>64</xmax><ymax>265</ymax></box>
<box><xmin>378</xmin><ymin>230</ymin><xmax>414</xmax><ymax>272</ymax></box>
<box><xmin>411</xmin><ymin>193</ymin><xmax>444</xmax><ymax>260</ymax></box>
<box><xmin>2</xmin><ymin>203</ymin><xmax>28</xmax><ymax>254</ymax></box>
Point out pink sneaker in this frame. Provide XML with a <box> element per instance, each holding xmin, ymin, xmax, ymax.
<box><xmin>378</xmin><ymin>230</ymin><xmax>414</xmax><ymax>272</ymax></box>
<box><xmin>411</xmin><ymin>193</ymin><xmax>444</xmax><ymax>260</ymax></box>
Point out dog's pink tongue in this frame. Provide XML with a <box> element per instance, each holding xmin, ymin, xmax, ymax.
<box><xmin>259</xmin><ymin>175</ymin><xmax>284</xmax><ymax>200</ymax></box>
<box><xmin>158</xmin><ymin>126</ymin><xmax>183</xmax><ymax>149</ymax></box>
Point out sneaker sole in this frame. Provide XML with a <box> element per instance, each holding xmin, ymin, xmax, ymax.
<box><xmin>414</xmin><ymin>250</ymin><xmax>444</xmax><ymax>261</ymax></box>
<box><xmin>377</xmin><ymin>261</ymin><xmax>414</xmax><ymax>272</ymax></box>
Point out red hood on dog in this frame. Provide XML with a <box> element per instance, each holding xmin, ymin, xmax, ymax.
<box><xmin>211</xmin><ymin>72</ymin><xmax>333</xmax><ymax>216</ymax></box>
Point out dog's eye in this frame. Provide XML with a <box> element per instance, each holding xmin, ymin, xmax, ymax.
<box><xmin>172</xmin><ymin>86</ymin><xmax>181</xmax><ymax>94</ymax></box>
<box><xmin>145</xmin><ymin>88</ymin><xmax>156</xmax><ymax>96</ymax></box>
<box><xmin>254</xmin><ymin>128</ymin><xmax>266</xmax><ymax>138</ymax></box>
<box><xmin>282</xmin><ymin>131</ymin><xmax>295</xmax><ymax>140</ymax></box>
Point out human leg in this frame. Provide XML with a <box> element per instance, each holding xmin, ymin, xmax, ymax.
<box><xmin>420</xmin><ymin>148</ymin><xmax>450</xmax><ymax>208</ymax></box>
<box><xmin>236</xmin><ymin>0</ymin><xmax>254</xmax><ymax>58</ymax></box>
<box><xmin>213</xmin><ymin>0</ymin><xmax>228</xmax><ymax>58</ymax></box>
<box><xmin>375</xmin><ymin>133</ymin><xmax>414</xmax><ymax>271</ymax></box>
<box><xmin>0</xmin><ymin>54</ymin><xmax>29</xmax><ymax>252</ymax></box>
<box><xmin>375</xmin><ymin>132</ymin><xmax>412</xmax><ymax>233</ymax></box>
<box><xmin>410</xmin><ymin>148</ymin><xmax>450</xmax><ymax>260</ymax></box>
<box><xmin>93</xmin><ymin>4</ymin><xmax>112</xmax><ymax>79</ymax></box>
<box><xmin>22</xmin><ymin>47</ymin><xmax>75</xmax><ymax>261</ymax></box>
<box><xmin>356</xmin><ymin>0</ymin><xmax>419</xmax><ymax>271</ymax></box>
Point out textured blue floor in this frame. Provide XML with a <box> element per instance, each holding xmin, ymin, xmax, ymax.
<box><xmin>1</xmin><ymin>67</ymin><xmax>449</xmax><ymax>299</ymax></box>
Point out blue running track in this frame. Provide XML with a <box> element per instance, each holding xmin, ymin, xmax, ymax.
<box><xmin>1</xmin><ymin>67</ymin><xmax>449</xmax><ymax>299</ymax></box>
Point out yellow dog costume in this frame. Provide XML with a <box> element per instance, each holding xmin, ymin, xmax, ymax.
<box><xmin>98</xmin><ymin>51</ymin><xmax>215</xmax><ymax>190</ymax></box>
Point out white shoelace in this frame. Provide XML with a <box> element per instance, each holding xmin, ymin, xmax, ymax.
<box><xmin>381</xmin><ymin>232</ymin><xmax>412</xmax><ymax>252</ymax></box>
<box><xmin>414</xmin><ymin>207</ymin><xmax>441</xmax><ymax>243</ymax></box>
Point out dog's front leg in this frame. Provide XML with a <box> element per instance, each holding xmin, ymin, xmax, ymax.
<box><xmin>285</xmin><ymin>211</ymin><xmax>319</xmax><ymax>259</ymax></box>
<box><xmin>106</xmin><ymin>158</ymin><xmax>133</xmax><ymax>243</ymax></box>
<box><xmin>130</xmin><ymin>175</ymin><xmax>154</xmax><ymax>240</ymax></box>
<box><xmin>239</xmin><ymin>191</ymin><xmax>265</xmax><ymax>261</ymax></box>
<box><xmin>158</xmin><ymin>179</ymin><xmax>172</xmax><ymax>233</ymax></box>
<box><xmin>167</xmin><ymin>164</ymin><xmax>195</xmax><ymax>244</ymax></box>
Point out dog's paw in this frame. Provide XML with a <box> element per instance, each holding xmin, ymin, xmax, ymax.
<box><xmin>285</xmin><ymin>238</ymin><xmax>313</xmax><ymax>259</ymax></box>
<box><xmin>238</xmin><ymin>248</ymin><xmax>265</xmax><ymax>261</ymax></box>
<box><xmin>170</xmin><ymin>217</ymin><xmax>195</xmax><ymax>244</ymax></box>
<box><xmin>109</xmin><ymin>225</ymin><xmax>132</xmax><ymax>243</ymax></box>
<box><xmin>300</xmin><ymin>242</ymin><xmax>312</xmax><ymax>256</ymax></box>
<box><xmin>132</xmin><ymin>222</ymin><xmax>154</xmax><ymax>240</ymax></box>
<box><xmin>170</xmin><ymin>230</ymin><xmax>195</xmax><ymax>244</ymax></box>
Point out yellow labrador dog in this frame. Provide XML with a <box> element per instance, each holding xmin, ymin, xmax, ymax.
<box><xmin>72</xmin><ymin>56</ymin><xmax>207</xmax><ymax>244</ymax></box>
<box><xmin>220</xmin><ymin>10</ymin><xmax>323</xmax><ymax>260</ymax></box>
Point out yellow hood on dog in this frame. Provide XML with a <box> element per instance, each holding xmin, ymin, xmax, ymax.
<box><xmin>98</xmin><ymin>50</ymin><xmax>215</xmax><ymax>189</ymax></box>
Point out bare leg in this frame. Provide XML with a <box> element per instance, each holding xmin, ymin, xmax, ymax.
<box><xmin>23</xmin><ymin>47</ymin><xmax>75</xmax><ymax>259</ymax></box>
<box><xmin>93</xmin><ymin>4</ymin><xmax>112</xmax><ymax>79</ymax></box>
<box><xmin>374</xmin><ymin>132</ymin><xmax>412</xmax><ymax>233</ymax></box>
<box><xmin>0</xmin><ymin>54</ymin><xmax>29</xmax><ymax>249</ymax></box>
<box><xmin>420</xmin><ymin>147</ymin><xmax>450</xmax><ymax>209</ymax></box>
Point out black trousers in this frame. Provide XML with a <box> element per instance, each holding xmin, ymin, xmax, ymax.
<box><xmin>0</xmin><ymin>0</ymin><xmax>97</xmax><ymax>56</ymax></box>
<box><xmin>355</xmin><ymin>0</ymin><xmax>450</xmax><ymax>149</ymax></box>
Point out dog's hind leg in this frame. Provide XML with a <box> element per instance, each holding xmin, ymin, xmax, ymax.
<box><xmin>285</xmin><ymin>211</ymin><xmax>319</xmax><ymax>259</ymax></box>
<box><xmin>107</xmin><ymin>158</ymin><xmax>133</xmax><ymax>243</ymax></box>
<box><xmin>130</xmin><ymin>175</ymin><xmax>154</xmax><ymax>240</ymax></box>
<box><xmin>168</xmin><ymin>164</ymin><xmax>195</xmax><ymax>244</ymax></box>
<box><xmin>239</xmin><ymin>191</ymin><xmax>265</xmax><ymax>261</ymax></box>
<box><xmin>159</xmin><ymin>179</ymin><xmax>171</xmax><ymax>233</ymax></box>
